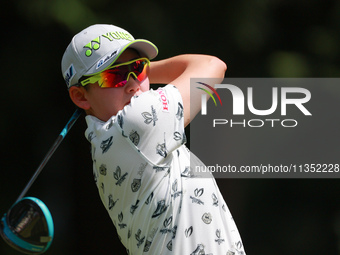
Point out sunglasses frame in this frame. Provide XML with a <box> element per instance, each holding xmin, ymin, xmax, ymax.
<box><xmin>79</xmin><ymin>57</ymin><xmax>150</xmax><ymax>88</ymax></box>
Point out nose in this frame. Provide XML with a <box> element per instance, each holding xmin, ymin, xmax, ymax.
<box><xmin>124</xmin><ymin>74</ymin><xmax>140</xmax><ymax>94</ymax></box>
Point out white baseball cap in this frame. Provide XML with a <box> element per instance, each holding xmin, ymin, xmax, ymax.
<box><xmin>61</xmin><ymin>24</ymin><xmax>158</xmax><ymax>88</ymax></box>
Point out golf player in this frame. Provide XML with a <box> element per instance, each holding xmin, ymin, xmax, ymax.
<box><xmin>61</xmin><ymin>24</ymin><xmax>246</xmax><ymax>255</ymax></box>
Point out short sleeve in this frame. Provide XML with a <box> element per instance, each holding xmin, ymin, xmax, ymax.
<box><xmin>115</xmin><ymin>85</ymin><xmax>187</xmax><ymax>165</ymax></box>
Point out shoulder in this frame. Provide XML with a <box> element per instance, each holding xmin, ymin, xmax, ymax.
<box><xmin>118</xmin><ymin>85</ymin><xmax>183</xmax><ymax>126</ymax></box>
<box><xmin>84</xmin><ymin>85</ymin><xmax>185</xmax><ymax>141</ymax></box>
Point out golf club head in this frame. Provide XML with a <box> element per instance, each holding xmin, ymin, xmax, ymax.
<box><xmin>0</xmin><ymin>197</ymin><xmax>54</xmax><ymax>254</ymax></box>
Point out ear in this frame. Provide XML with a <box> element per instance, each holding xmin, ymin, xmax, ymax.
<box><xmin>69</xmin><ymin>86</ymin><xmax>91</xmax><ymax>110</ymax></box>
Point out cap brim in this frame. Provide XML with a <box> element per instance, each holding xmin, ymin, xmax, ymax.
<box><xmin>126</xmin><ymin>39</ymin><xmax>158</xmax><ymax>60</ymax></box>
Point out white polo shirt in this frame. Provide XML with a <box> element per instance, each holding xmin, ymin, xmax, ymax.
<box><xmin>85</xmin><ymin>85</ymin><xmax>246</xmax><ymax>255</ymax></box>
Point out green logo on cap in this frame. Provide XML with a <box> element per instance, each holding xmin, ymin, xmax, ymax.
<box><xmin>84</xmin><ymin>37</ymin><xmax>101</xmax><ymax>57</ymax></box>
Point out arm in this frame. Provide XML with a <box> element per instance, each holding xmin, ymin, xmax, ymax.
<box><xmin>148</xmin><ymin>54</ymin><xmax>227</xmax><ymax>127</ymax></box>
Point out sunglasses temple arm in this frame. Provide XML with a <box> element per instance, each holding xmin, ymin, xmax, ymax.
<box><xmin>15</xmin><ymin>108</ymin><xmax>83</xmax><ymax>203</ymax></box>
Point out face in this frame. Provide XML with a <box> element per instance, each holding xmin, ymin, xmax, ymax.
<box><xmin>71</xmin><ymin>49</ymin><xmax>150</xmax><ymax>122</ymax></box>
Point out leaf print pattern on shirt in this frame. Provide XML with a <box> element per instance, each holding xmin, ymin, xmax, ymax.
<box><xmin>141</xmin><ymin>105</ymin><xmax>158</xmax><ymax>126</ymax></box>
<box><xmin>100</xmin><ymin>136</ymin><xmax>113</xmax><ymax>153</ymax></box>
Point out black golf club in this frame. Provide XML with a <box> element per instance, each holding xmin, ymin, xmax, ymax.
<box><xmin>16</xmin><ymin>108</ymin><xmax>83</xmax><ymax>203</ymax></box>
<box><xmin>0</xmin><ymin>197</ymin><xmax>54</xmax><ymax>254</ymax></box>
<box><xmin>0</xmin><ymin>108</ymin><xmax>82</xmax><ymax>254</ymax></box>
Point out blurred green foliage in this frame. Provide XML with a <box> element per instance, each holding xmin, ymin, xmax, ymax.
<box><xmin>0</xmin><ymin>0</ymin><xmax>339</xmax><ymax>254</ymax></box>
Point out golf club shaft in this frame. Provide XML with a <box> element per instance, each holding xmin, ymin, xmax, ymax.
<box><xmin>16</xmin><ymin>108</ymin><xmax>82</xmax><ymax>203</ymax></box>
